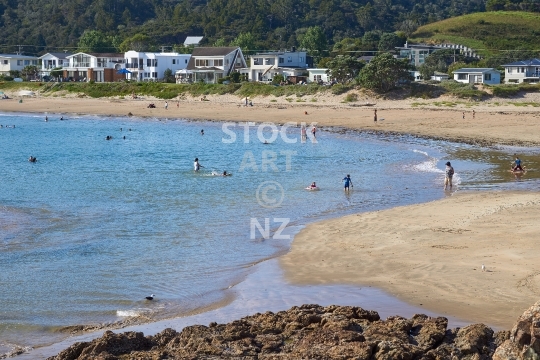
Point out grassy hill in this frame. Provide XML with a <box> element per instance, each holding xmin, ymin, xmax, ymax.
<box><xmin>410</xmin><ymin>11</ymin><xmax>540</xmax><ymax>58</ymax></box>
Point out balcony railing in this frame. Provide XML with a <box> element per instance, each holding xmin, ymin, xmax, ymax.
<box><xmin>72</xmin><ymin>62</ymin><xmax>90</xmax><ymax>68</ymax></box>
<box><xmin>125</xmin><ymin>63</ymin><xmax>144</xmax><ymax>69</ymax></box>
<box><xmin>526</xmin><ymin>72</ymin><xmax>540</xmax><ymax>77</ymax></box>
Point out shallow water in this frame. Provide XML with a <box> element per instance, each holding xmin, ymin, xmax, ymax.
<box><xmin>1</xmin><ymin>113</ymin><xmax>539</xmax><ymax>353</ymax></box>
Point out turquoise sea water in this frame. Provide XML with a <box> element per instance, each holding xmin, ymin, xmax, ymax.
<box><xmin>1</xmin><ymin>113</ymin><xmax>539</xmax><ymax>353</ymax></box>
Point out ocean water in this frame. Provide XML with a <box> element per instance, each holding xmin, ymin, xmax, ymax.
<box><xmin>1</xmin><ymin>113</ymin><xmax>539</xmax><ymax>353</ymax></box>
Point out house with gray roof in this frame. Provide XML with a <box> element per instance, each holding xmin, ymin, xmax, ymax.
<box><xmin>39</xmin><ymin>52</ymin><xmax>72</xmax><ymax>76</ymax></box>
<box><xmin>184</xmin><ymin>36</ymin><xmax>204</xmax><ymax>47</ymax></box>
<box><xmin>186</xmin><ymin>47</ymin><xmax>246</xmax><ymax>83</ymax></box>
<box><xmin>452</xmin><ymin>68</ymin><xmax>500</xmax><ymax>85</ymax></box>
<box><xmin>502</xmin><ymin>58</ymin><xmax>540</xmax><ymax>84</ymax></box>
<box><xmin>0</xmin><ymin>54</ymin><xmax>39</xmax><ymax>75</ymax></box>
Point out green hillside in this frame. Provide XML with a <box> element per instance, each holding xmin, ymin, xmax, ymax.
<box><xmin>410</xmin><ymin>11</ymin><xmax>540</xmax><ymax>58</ymax></box>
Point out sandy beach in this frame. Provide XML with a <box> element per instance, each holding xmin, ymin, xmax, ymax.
<box><xmin>1</xmin><ymin>91</ymin><xmax>540</xmax><ymax>146</ymax></box>
<box><xmin>281</xmin><ymin>191</ymin><xmax>540</xmax><ymax>329</ymax></box>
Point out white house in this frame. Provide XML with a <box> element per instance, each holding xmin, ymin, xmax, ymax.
<box><xmin>452</xmin><ymin>68</ymin><xmax>500</xmax><ymax>85</ymax></box>
<box><xmin>124</xmin><ymin>51</ymin><xmax>190</xmax><ymax>81</ymax></box>
<box><xmin>409</xmin><ymin>70</ymin><xmax>422</xmax><ymax>82</ymax></box>
<box><xmin>0</xmin><ymin>54</ymin><xmax>39</xmax><ymax>75</ymax></box>
<box><xmin>64</xmin><ymin>52</ymin><xmax>125</xmax><ymax>82</ymax></box>
<box><xmin>502</xmin><ymin>58</ymin><xmax>540</xmax><ymax>84</ymax></box>
<box><xmin>186</xmin><ymin>47</ymin><xmax>247</xmax><ymax>83</ymax></box>
<box><xmin>308</xmin><ymin>68</ymin><xmax>329</xmax><ymax>83</ymax></box>
<box><xmin>431</xmin><ymin>71</ymin><xmax>449</xmax><ymax>81</ymax></box>
<box><xmin>246</xmin><ymin>51</ymin><xmax>311</xmax><ymax>82</ymax></box>
<box><xmin>39</xmin><ymin>52</ymin><xmax>72</xmax><ymax>76</ymax></box>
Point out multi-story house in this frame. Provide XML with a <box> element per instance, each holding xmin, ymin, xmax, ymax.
<box><xmin>502</xmin><ymin>59</ymin><xmax>540</xmax><ymax>84</ymax></box>
<box><xmin>39</xmin><ymin>52</ymin><xmax>72</xmax><ymax>77</ymax></box>
<box><xmin>124</xmin><ymin>51</ymin><xmax>190</xmax><ymax>81</ymax></box>
<box><xmin>63</xmin><ymin>52</ymin><xmax>125</xmax><ymax>82</ymax></box>
<box><xmin>247</xmin><ymin>50</ymin><xmax>312</xmax><ymax>82</ymax></box>
<box><xmin>186</xmin><ymin>47</ymin><xmax>247</xmax><ymax>83</ymax></box>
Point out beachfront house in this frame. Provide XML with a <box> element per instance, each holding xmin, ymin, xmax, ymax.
<box><xmin>452</xmin><ymin>68</ymin><xmax>500</xmax><ymax>85</ymax></box>
<box><xmin>396</xmin><ymin>43</ymin><xmax>445</xmax><ymax>66</ymax></box>
<box><xmin>186</xmin><ymin>47</ymin><xmax>247</xmax><ymax>84</ymax></box>
<box><xmin>124</xmin><ymin>51</ymin><xmax>190</xmax><ymax>81</ymax></box>
<box><xmin>39</xmin><ymin>52</ymin><xmax>72</xmax><ymax>77</ymax></box>
<box><xmin>431</xmin><ymin>71</ymin><xmax>449</xmax><ymax>81</ymax></box>
<box><xmin>0</xmin><ymin>54</ymin><xmax>39</xmax><ymax>75</ymax></box>
<box><xmin>502</xmin><ymin>58</ymin><xmax>540</xmax><ymax>84</ymax></box>
<box><xmin>245</xmin><ymin>50</ymin><xmax>312</xmax><ymax>82</ymax></box>
<box><xmin>63</xmin><ymin>52</ymin><xmax>125</xmax><ymax>82</ymax></box>
<box><xmin>308</xmin><ymin>68</ymin><xmax>329</xmax><ymax>84</ymax></box>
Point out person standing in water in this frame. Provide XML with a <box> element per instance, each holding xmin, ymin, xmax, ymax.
<box><xmin>194</xmin><ymin>158</ymin><xmax>204</xmax><ymax>171</ymax></box>
<box><xmin>343</xmin><ymin>174</ymin><xmax>353</xmax><ymax>192</ymax></box>
<box><xmin>444</xmin><ymin>161</ymin><xmax>454</xmax><ymax>190</ymax></box>
<box><xmin>513</xmin><ymin>156</ymin><xmax>523</xmax><ymax>171</ymax></box>
<box><xmin>301</xmin><ymin>125</ymin><xmax>307</xmax><ymax>141</ymax></box>
<box><xmin>311</xmin><ymin>125</ymin><xmax>317</xmax><ymax>138</ymax></box>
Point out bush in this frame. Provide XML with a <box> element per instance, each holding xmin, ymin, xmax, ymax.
<box><xmin>217</xmin><ymin>76</ymin><xmax>231</xmax><ymax>84</ymax></box>
<box><xmin>344</xmin><ymin>93</ymin><xmax>358</xmax><ymax>102</ymax></box>
<box><xmin>230</xmin><ymin>72</ymin><xmax>241</xmax><ymax>83</ymax></box>
<box><xmin>272</xmin><ymin>74</ymin><xmax>285</xmax><ymax>85</ymax></box>
<box><xmin>331</xmin><ymin>84</ymin><xmax>352</xmax><ymax>95</ymax></box>
<box><xmin>490</xmin><ymin>83</ymin><xmax>540</xmax><ymax>97</ymax></box>
<box><xmin>439</xmin><ymin>80</ymin><xmax>487</xmax><ymax>99</ymax></box>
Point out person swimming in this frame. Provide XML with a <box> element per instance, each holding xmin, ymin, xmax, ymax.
<box><xmin>310</xmin><ymin>182</ymin><xmax>317</xmax><ymax>189</ymax></box>
<box><xmin>28</xmin><ymin>156</ymin><xmax>37</xmax><ymax>163</ymax></box>
<box><xmin>201</xmin><ymin>129</ymin><xmax>204</xmax><ymax>135</ymax></box>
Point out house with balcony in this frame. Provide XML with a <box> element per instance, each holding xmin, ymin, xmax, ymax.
<box><xmin>396</xmin><ymin>44</ymin><xmax>444</xmax><ymax>67</ymax></box>
<box><xmin>246</xmin><ymin>50</ymin><xmax>312</xmax><ymax>82</ymax></box>
<box><xmin>123</xmin><ymin>51</ymin><xmax>190</xmax><ymax>81</ymax></box>
<box><xmin>39</xmin><ymin>52</ymin><xmax>72</xmax><ymax>77</ymax></box>
<box><xmin>186</xmin><ymin>47</ymin><xmax>247</xmax><ymax>83</ymax></box>
<box><xmin>452</xmin><ymin>68</ymin><xmax>500</xmax><ymax>85</ymax></box>
<box><xmin>502</xmin><ymin>59</ymin><xmax>540</xmax><ymax>84</ymax></box>
<box><xmin>63</xmin><ymin>52</ymin><xmax>125</xmax><ymax>82</ymax></box>
<box><xmin>0</xmin><ymin>54</ymin><xmax>39</xmax><ymax>75</ymax></box>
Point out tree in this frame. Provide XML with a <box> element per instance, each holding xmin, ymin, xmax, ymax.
<box><xmin>361</xmin><ymin>31</ymin><xmax>381</xmax><ymax>51</ymax></box>
<box><xmin>397</xmin><ymin>20</ymin><xmax>419</xmax><ymax>38</ymax></box>
<box><xmin>119</xmin><ymin>33</ymin><xmax>153</xmax><ymax>52</ymax></box>
<box><xmin>358</xmin><ymin>53</ymin><xmax>413</xmax><ymax>92</ymax></box>
<box><xmin>486</xmin><ymin>0</ymin><xmax>507</xmax><ymax>11</ymax></box>
<box><xmin>21</xmin><ymin>65</ymin><xmax>38</xmax><ymax>80</ymax></box>
<box><xmin>230</xmin><ymin>32</ymin><xmax>256</xmax><ymax>52</ymax></box>
<box><xmin>78</xmin><ymin>30</ymin><xmax>116</xmax><ymax>53</ymax></box>
<box><xmin>418</xmin><ymin>49</ymin><xmax>465</xmax><ymax>79</ymax></box>
<box><xmin>299</xmin><ymin>26</ymin><xmax>328</xmax><ymax>57</ymax></box>
<box><xmin>378</xmin><ymin>33</ymin><xmax>405</xmax><ymax>52</ymax></box>
<box><xmin>325</xmin><ymin>56</ymin><xmax>365</xmax><ymax>84</ymax></box>
<box><xmin>163</xmin><ymin>68</ymin><xmax>175</xmax><ymax>83</ymax></box>
<box><xmin>50</xmin><ymin>67</ymin><xmax>63</xmax><ymax>79</ymax></box>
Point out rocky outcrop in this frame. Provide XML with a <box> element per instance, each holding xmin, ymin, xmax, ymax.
<box><xmin>47</xmin><ymin>302</ymin><xmax>540</xmax><ymax>360</ymax></box>
<box><xmin>494</xmin><ymin>301</ymin><xmax>540</xmax><ymax>360</ymax></box>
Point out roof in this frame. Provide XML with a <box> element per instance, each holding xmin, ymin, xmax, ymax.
<box><xmin>452</xmin><ymin>68</ymin><xmax>497</xmax><ymax>74</ymax></box>
<box><xmin>0</xmin><ymin>54</ymin><xmax>39</xmax><ymax>59</ymax></box>
<box><xmin>184</xmin><ymin>36</ymin><xmax>204</xmax><ymax>46</ymax></box>
<box><xmin>502</xmin><ymin>58</ymin><xmax>540</xmax><ymax>67</ymax></box>
<box><xmin>88</xmin><ymin>53</ymin><xmax>124</xmax><ymax>58</ymax></box>
<box><xmin>252</xmin><ymin>51</ymin><xmax>306</xmax><ymax>56</ymax></box>
<box><xmin>39</xmin><ymin>52</ymin><xmax>72</xmax><ymax>59</ymax></box>
<box><xmin>191</xmin><ymin>47</ymin><xmax>238</xmax><ymax>57</ymax></box>
<box><xmin>433</xmin><ymin>71</ymin><xmax>449</xmax><ymax>76</ymax></box>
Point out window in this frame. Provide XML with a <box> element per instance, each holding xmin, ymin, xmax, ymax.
<box><xmin>279</xmin><ymin>57</ymin><xmax>284</xmax><ymax>64</ymax></box>
<box><xmin>196</xmin><ymin>59</ymin><xmax>209</xmax><ymax>67</ymax></box>
<box><xmin>152</xmin><ymin>72</ymin><xmax>157</xmax><ymax>78</ymax></box>
<box><xmin>225</xmin><ymin>59</ymin><xmax>229</xmax><ymax>65</ymax></box>
<box><xmin>287</xmin><ymin>56</ymin><xmax>292</xmax><ymax>62</ymax></box>
<box><xmin>507</xmin><ymin>67</ymin><xmax>512</xmax><ymax>74</ymax></box>
<box><xmin>519</xmin><ymin>67</ymin><xmax>525</xmax><ymax>73</ymax></box>
<box><xmin>254</xmin><ymin>58</ymin><xmax>263</xmax><ymax>65</ymax></box>
<box><xmin>215</xmin><ymin>59</ymin><xmax>223</xmax><ymax>67</ymax></box>
<box><xmin>147</xmin><ymin>59</ymin><xmax>151</xmax><ymax>67</ymax></box>
<box><xmin>17</xmin><ymin>60</ymin><xmax>22</xmax><ymax>66</ymax></box>
<box><xmin>185</xmin><ymin>59</ymin><xmax>188</xmax><ymax>64</ymax></box>
<box><xmin>3</xmin><ymin>60</ymin><xmax>8</xmax><ymax>65</ymax></box>
<box><xmin>457</xmin><ymin>73</ymin><xmax>467</xmax><ymax>80</ymax></box>
<box><xmin>24</xmin><ymin>60</ymin><xmax>30</xmax><ymax>65</ymax></box>
<box><xmin>58</xmin><ymin>60</ymin><xmax>63</xmax><ymax>66</ymax></box>
<box><xmin>172</xmin><ymin>59</ymin><xmax>176</xmax><ymax>64</ymax></box>
<box><xmin>314</xmin><ymin>75</ymin><xmax>322</xmax><ymax>81</ymax></box>
<box><xmin>264</xmin><ymin>58</ymin><xmax>275</xmax><ymax>65</ymax></box>
<box><xmin>300</xmin><ymin>57</ymin><xmax>304</xmax><ymax>63</ymax></box>
<box><xmin>484</xmin><ymin>73</ymin><xmax>492</xmax><ymax>81</ymax></box>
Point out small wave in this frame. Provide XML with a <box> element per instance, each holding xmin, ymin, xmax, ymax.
<box><xmin>412</xmin><ymin>149</ymin><xmax>429</xmax><ymax>157</ymax></box>
<box><xmin>414</xmin><ymin>160</ymin><xmax>444</xmax><ymax>174</ymax></box>
<box><xmin>0</xmin><ymin>343</ymin><xmax>32</xmax><ymax>358</ymax></box>
<box><xmin>116</xmin><ymin>308</ymin><xmax>152</xmax><ymax>317</ymax></box>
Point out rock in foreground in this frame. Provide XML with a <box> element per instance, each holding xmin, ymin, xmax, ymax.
<box><xmin>48</xmin><ymin>301</ymin><xmax>540</xmax><ymax>360</ymax></box>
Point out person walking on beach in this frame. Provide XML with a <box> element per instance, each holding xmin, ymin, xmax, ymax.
<box><xmin>472</xmin><ymin>110</ymin><xmax>475</xmax><ymax>119</ymax></box>
<box><xmin>165</xmin><ymin>101</ymin><xmax>169</xmax><ymax>110</ymax></box>
<box><xmin>343</xmin><ymin>174</ymin><xmax>353</xmax><ymax>192</ymax></box>
<box><xmin>177</xmin><ymin>101</ymin><xmax>179</xmax><ymax>108</ymax></box>
<box><xmin>462</xmin><ymin>112</ymin><xmax>465</xmax><ymax>119</ymax></box>
<box><xmin>444</xmin><ymin>161</ymin><xmax>454</xmax><ymax>190</ymax></box>
<box><xmin>374</xmin><ymin>109</ymin><xmax>377</xmax><ymax>122</ymax></box>
<box><xmin>194</xmin><ymin>158</ymin><xmax>204</xmax><ymax>172</ymax></box>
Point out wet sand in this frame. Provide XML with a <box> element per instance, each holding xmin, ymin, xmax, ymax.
<box><xmin>280</xmin><ymin>191</ymin><xmax>540</xmax><ymax>329</ymax></box>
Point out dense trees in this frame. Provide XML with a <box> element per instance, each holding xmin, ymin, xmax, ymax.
<box><xmin>326</xmin><ymin>56</ymin><xmax>365</xmax><ymax>83</ymax></box>
<box><xmin>358</xmin><ymin>53</ymin><xmax>413</xmax><ymax>92</ymax></box>
<box><xmin>0</xmin><ymin>0</ymin><xmax>488</xmax><ymax>56</ymax></box>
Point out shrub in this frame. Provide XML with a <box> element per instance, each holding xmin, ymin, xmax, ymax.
<box><xmin>331</xmin><ymin>84</ymin><xmax>352</xmax><ymax>95</ymax></box>
<box><xmin>344</xmin><ymin>93</ymin><xmax>358</xmax><ymax>102</ymax></box>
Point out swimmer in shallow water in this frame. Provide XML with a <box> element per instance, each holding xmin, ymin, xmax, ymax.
<box><xmin>28</xmin><ymin>156</ymin><xmax>37</xmax><ymax>162</ymax></box>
